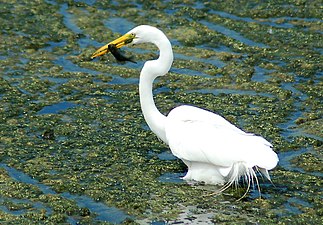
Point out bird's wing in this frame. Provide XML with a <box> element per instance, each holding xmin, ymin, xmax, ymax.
<box><xmin>165</xmin><ymin>105</ymin><xmax>278</xmax><ymax>171</ymax></box>
<box><xmin>167</xmin><ymin>105</ymin><xmax>249</xmax><ymax>135</ymax></box>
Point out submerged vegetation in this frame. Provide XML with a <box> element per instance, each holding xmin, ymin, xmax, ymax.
<box><xmin>0</xmin><ymin>0</ymin><xmax>322</xmax><ymax>224</ymax></box>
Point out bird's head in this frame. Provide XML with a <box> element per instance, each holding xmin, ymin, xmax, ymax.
<box><xmin>91</xmin><ymin>25</ymin><xmax>162</xmax><ymax>59</ymax></box>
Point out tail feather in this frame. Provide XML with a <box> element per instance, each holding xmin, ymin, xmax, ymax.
<box><xmin>258</xmin><ymin>167</ymin><xmax>271</xmax><ymax>181</ymax></box>
<box><xmin>243</xmin><ymin>135</ymin><xmax>278</xmax><ymax>169</ymax></box>
<box><xmin>217</xmin><ymin>162</ymin><xmax>273</xmax><ymax>199</ymax></box>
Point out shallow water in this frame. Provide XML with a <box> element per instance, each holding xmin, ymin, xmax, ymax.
<box><xmin>0</xmin><ymin>0</ymin><xmax>322</xmax><ymax>224</ymax></box>
<box><xmin>0</xmin><ymin>163</ymin><xmax>131</xmax><ymax>223</ymax></box>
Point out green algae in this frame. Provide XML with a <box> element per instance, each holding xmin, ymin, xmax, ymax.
<box><xmin>0</xmin><ymin>168</ymin><xmax>90</xmax><ymax>224</ymax></box>
<box><xmin>291</xmin><ymin>152</ymin><xmax>323</xmax><ymax>173</ymax></box>
<box><xmin>0</xmin><ymin>0</ymin><xmax>322</xmax><ymax>224</ymax></box>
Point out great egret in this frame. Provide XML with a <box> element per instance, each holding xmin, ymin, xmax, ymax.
<box><xmin>91</xmin><ymin>25</ymin><xmax>279</xmax><ymax>195</ymax></box>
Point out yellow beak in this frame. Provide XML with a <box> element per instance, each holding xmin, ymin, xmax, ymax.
<box><xmin>91</xmin><ymin>33</ymin><xmax>134</xmax><ymax>59</ymax></box>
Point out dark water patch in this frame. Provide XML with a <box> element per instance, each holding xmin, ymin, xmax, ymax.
<box><xmin>108</xmin><ymin>75</ymin><xmax>138</xmax><ymax>85</ymax></box>
<box><xmin>53</xmin><ymin>56</ymin><xmax>99</xmax><ymax>74</ymax></box>
<box><xmin>171</xmin><ymin>38</ymin><xmax>183</xmax><ymax>47</ymax></box>
<box><xmin>278</xmin><ymin>149</ymin><xmax>306</xmax><ymax>173</ymax></box>
<box><xmin>280</xmin><ymin>82</ymin><xmax>307</xmax><ymax>101</ymax></box>
<box><xmin>174</xmin><ymin>53</ymin><xmax>226</xmax><ymax>68</ymax></box>
<box><xmin>16</xmin><ymin>57</ymin><xmax>29</xmax><ymax>65</ymax></box>
<box><xmin>211</xmin><ymin>10</ymin><xmax>257</xmax><ymax>23</ymax></box>
<box><xmin>268</xmin><ymin>16</ymin><xmax>322</xmax><ymax>23</ymax></box>
<box><xmin>8</xmin><ymin>84</ymin><xmax>31</xmax><ymax>95</ymax></box>
<box><xmin>67</xmin><ymin>217</ymin><xmax>79</xmax><ymax>225</ymax></box>
<box><xmin>38</xmin><ymin>76</ymin><xmax>69</xmax><ymax>93</ymax></box>
<box><xmin>109</xmin><ymin>0</ymin><xmax>133</xmax><ymax>8</ymax></box>
<box><xmin>157</xmin><ymin>151</ymin><xmax>177</xmax><ymax>161</ymax></box>
<box><xmin>207</xmin><ymin>10</ymin><xmax>321</xmax><ymax>33</ymax></box>
<box><xmin>45</xmin><ymin>0</ymin><xmax>57</xmax><ymax>5</ymax></box>
<box><xmin>37</xmin><ymin>101</ymin><xmax>78</xmax><ymax>115</ymax></box>
<box><xmin>141</xmin><ymin>123</ymin><xmax>150</xmax><ymax>131</ymax></box>
<box><xmin>265</xmin><ymin>59</ymin><xmax>288</xmax><ymax>68</ymax></box>
<box><xmin>278</xmin><ymin>108</ymin><xmax>302</xmax><ymax>130</ymax></box>
<box><xmin>171</xmin><ymin>67</ymin><xmax>212</xmax><ymax>78</ymax></box>
<box><xmin>201</xmin><ymin>21</ymin><xmax>269</xmax><ymax>48</ymax></box>
<box><xmin>154</xmin><ymin>86</ymin><xmax>171</xmax><ymax>95</ymax></box>
<box><xmin>271</xmin><ymin>75</ymin><xmax>313</xmax><ymax>140</ymax></box>
<box><xmin>148</xmin><ymin>150</ymin><xmax>177</xmax><ymax>161</ymax></box>
<box><xmin>104</xmin><ymin>88</ymin><xmax>125</xmax><ymax>95</ymax></box>
<box><xmin>42</xmin><ymin>40</ymin><xmax>67</xmax><ymax>52</ymax></box>
<box><xmin>164</xmin><ymin>6</ymin><xmax>177</xmax><ymax>15</ymax></box>
<box><xmin>0</xmin><ymin>197</ymin><xmax>53</xmax><ymax>216</ymax></box>
<box><xmin>213</xmin><ymin>44</ymin><xmax>236</xmax><ymax>53</ymax></box>
<box><xmin>277</xmin><ymin>148</ymin><xmax>323</xmax><ymax>177</ymax></box>
<box><xmin>129</xmin><ymin>47</ymin><xmax>152</xmax><ymax>55</ymax></box>
<box><xmin>0</xmin><ymin>198</ymin><xmax>30</xmax><ymax>216</ymax></box>
<box><xmin>40</xmin><ymin>76</ymin><xmax>69</xmax><ymax>84</ymax></box>
<box><xmin>288</xmin><ymin>197</ymin><xmax>312</xmax><ymax>208</ymax></box>
<box><xmin>314</xmin><ymin>71</ymin><xmax>322</xmax><ymax>81</ymax></box>
<box><xmin>267</xmin><ymin>17</ymin><xmax>323</xmax><ymax>34</ymax></box>
<box><xmin>83</xmin><ymin>95</ymin><xmax>115</xmax><ymax>104</ymax></box>
<box><xmin>283</xmin><ymin>202</ymin><xmax>302</xmax><ymax>215</ymax></box>
<box><xmin>277</xmin><ymin>99</ymin><xmax>305</xmax><ymax>140</ymax></box>
<box><xmin>78</xmin><ymin>36</ymin><xmax>103</xmax><ymax>49</ymax></box>
<box><xmin>189</xmin><ymin>88</ymin><xmax>275</xmax><ymax>98</ymax></box>
<box><xmin>314</xmin><ymin>47</ymin><xmax>323</xmax><ymax>54</ymax></box>
<box><xmin>193</xmin><ymin>1</ymin><xmax>206</xmax><ymax>9</ymax></box>
<box><xmin>58</xmin><ymin>3</ymin><xmax>96</xmax><ymax>48</ymax></box>
<box><xmin>61</xmin><ymin>193</ymin><xmax>132</xmax><ymax>223</ymax></box>
<box><xmin>0</xmin><ymin>205</ymin><xmax>27</xmax><ymax>216</ymax></box>
<box><xmin>104</xmin><ymin>18</ymin><xmax>136</xmax><ymax>35</ymax></box>
<box><xmin>0</xmin><ymin>163</ymin><xmax>56</xmax><ymax>194</ymax></box>
<box><xmin>248</xmin><ymin>186</ymin><xmax>272</xmax><ymax>200</ymax></box>
<box><xmin>151</xmin><ymin>221</ymin><xmax>166</xmax><ymax>225</ymax></box>
<box><xmin>158</xmin><ymin>173</ymin><xmax>185</xmax><ymax>183</ymax></box>
<box><xmin>60</xmin><ymin>3</ymin><xmax>82</xmax><ymax>34</ymax></box>
<box><xmin>282</xmin><ymin>128</ymin><xmax>323</xmax><ymax>143</ymax></box>
<box><xmin>210</xmin><ymin>10</ymin><xmax>294</xmax><ymax>29</ymax></box>
<box><xmin>0</xmin><ymin>163</ymin><xmax>132</xmax><ymax>223</ymax></box>
<box><xmin>75</xmin><ymin>0</ymin><xmax>96</xmax><ymax>6</ymax></box>
<box><xmin>282</xmin><ymin>197</ymin><xmax>313</xmax><ymax>216</ymax></box>
<box><xmin>251</xmin><ymin>66</ymin><xmax>273</xmax><ymax>82</ymax></box>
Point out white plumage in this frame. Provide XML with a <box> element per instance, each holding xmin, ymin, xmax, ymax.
<box><xmin>92</xmin><ymin>25</ymin><xmax>279</xmax><ymax>195</ymax></box>
<box><xmin>166</xmin><ymin>105</ymin><xmax>277</xmax><ymax>184</ymax></box>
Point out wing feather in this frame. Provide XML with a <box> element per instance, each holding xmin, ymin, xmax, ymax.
<box><xmin>165</xmin><ymin>105</ymin><xmax>278</xmax><ymax>170</ymax></box>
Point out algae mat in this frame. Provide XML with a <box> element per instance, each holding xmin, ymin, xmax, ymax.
<box><xmin>0</xmin><ymin>0</ymin><xmax>322</xmax><ymax>224</ymax></box>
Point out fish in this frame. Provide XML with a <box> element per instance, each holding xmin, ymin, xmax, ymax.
<box><xmin>108</xmin><ymin>44</ymin><xmax>136</xmax><ymax>63</ymax></box>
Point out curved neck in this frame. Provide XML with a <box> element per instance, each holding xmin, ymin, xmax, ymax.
<box><xmin>139</xmin><ymin>74</ymin><xmax>167</xmax><ymax>143</ymax></box>
<box><xmin>139</xmin><ymin>33</ymin><xmax>173</xmax><ymax>144</ymax></box>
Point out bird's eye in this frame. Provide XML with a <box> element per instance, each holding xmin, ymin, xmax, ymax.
<box><xmin>125</xmin><ymin>33</ymin><xmax>136</xmax><ymax>44</ymax></box>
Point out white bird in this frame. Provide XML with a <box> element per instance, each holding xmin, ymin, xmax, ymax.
<box><xmin>91</xmin><ymin>25</ymin><xmax>279</xmax><ymax>196</ymax></box>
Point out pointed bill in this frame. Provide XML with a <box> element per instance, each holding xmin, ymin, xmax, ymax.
<box><xmin>91</xmin><ymin>33</ymin><xmax>135</xmax><ymax>59</ymax></box>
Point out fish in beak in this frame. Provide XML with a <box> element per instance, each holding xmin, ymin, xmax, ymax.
<box><xmin>91</xmin><ymin>33</ymin><xmax>135</xmax><ymax>59</ymax></box>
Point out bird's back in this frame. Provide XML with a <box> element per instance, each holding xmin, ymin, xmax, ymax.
<box><xmin>165</xmin><ymin>105</ymin><xmax>278</xmax><ymax>183</ymax></box>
